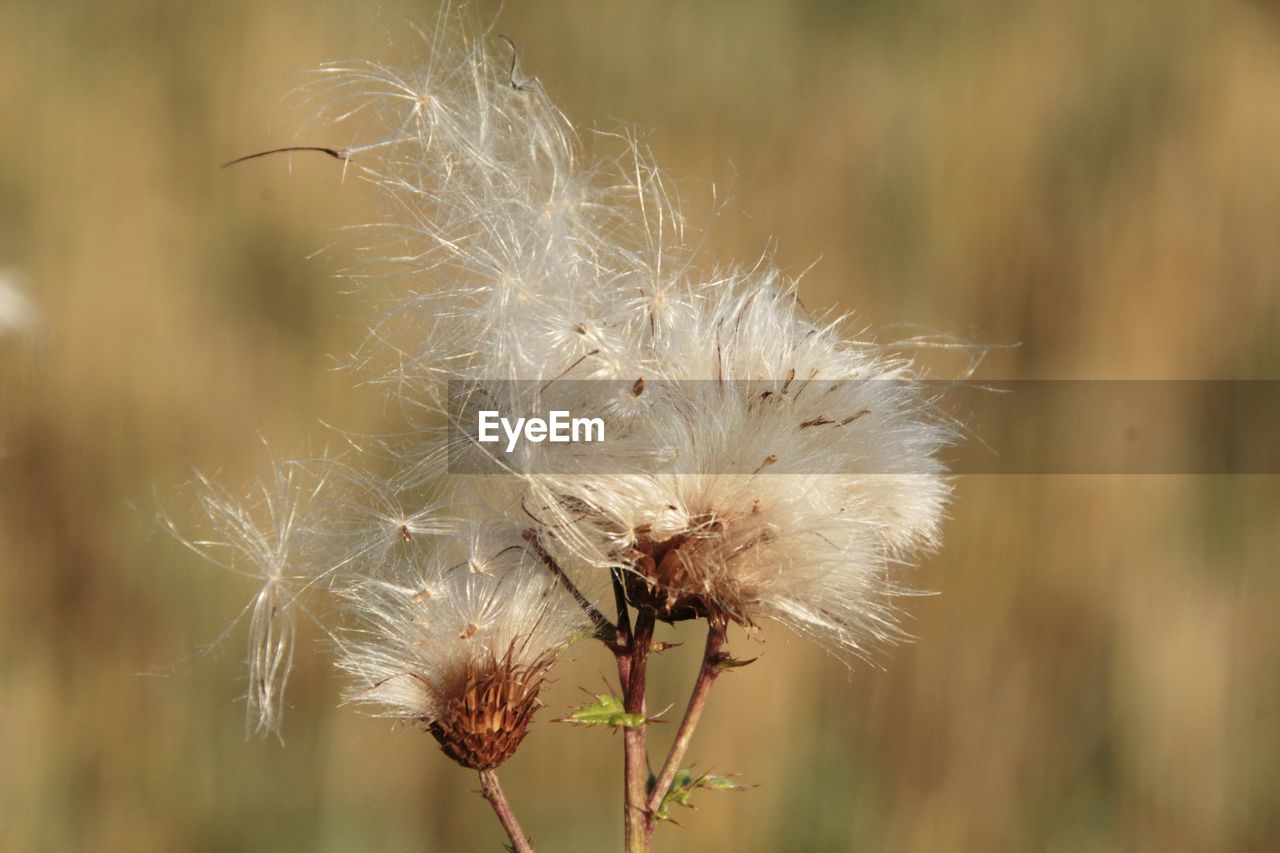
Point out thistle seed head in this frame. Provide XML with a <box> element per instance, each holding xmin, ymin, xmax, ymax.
<box><xmin>336</xmin><ymin>524</ymin><xmax>591</xmax><ymax>764</ymax></box>
<box><xmin>623</xmin><ymin>519</ymin><xmax>723</xmax><ymax>622</ymax></box>
<box><xmin>426</xmin><ymin>645</ymin><xmax>553</xmax><ymax>770</ymax></box>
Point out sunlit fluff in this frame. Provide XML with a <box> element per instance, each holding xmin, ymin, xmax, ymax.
<box><xmin>301</xmin><ymin>26</ymin><xmax>688</xmax><ymax>392</ymax></box>
<box><xmin>336</xmin><ymin>524</ymin><xmax>590</xmax><ymax>767</ymax></box>
<box><xmin>314</xmin><ymin>19</ymin><xmax>953</xmax><ymax>659</ymax></box>
<box><xmin>515</xmin><ymin>282</ymin><xmax>952</xmax><ymax>655</ymax></box>
<box><xmin>175</xmin><ymin>466</ymin><xmax>329</xmax><ymax>738</ymax></box>
<box><xmin>188</xmin><ymin>9</ymin><xmax>954</xmax><ymax>742</ymax></box>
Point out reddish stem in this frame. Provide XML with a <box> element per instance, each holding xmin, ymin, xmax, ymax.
<box><xmin>478</xmin><ymin>768</ymin><xmax>533</xmax><ymax>853</ymax></box>
<box><xmin>621</xmin><ymin>609</ymin><xmax>655</xmax><ymax>853</ymax></box>
<box><xmin>643</xmin><ymin>615</ymin><xmax>729</xmax><ymax>840</ymax></box>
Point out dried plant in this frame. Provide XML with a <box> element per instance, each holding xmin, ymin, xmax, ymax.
<box><xmin>189</xmin><ymin>7</ymin><xmax>952</xmax><ymax>850</ymax></box>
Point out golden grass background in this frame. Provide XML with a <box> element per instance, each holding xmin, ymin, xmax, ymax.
<box><xmin>1</xmin><ymin>0</ymin><xmax>1278</xmax><ymax>850</ymax></box>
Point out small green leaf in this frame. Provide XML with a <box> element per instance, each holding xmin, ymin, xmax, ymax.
<box><xmin>652</xmin><ymin>769</ymin><xmax>754</xmax><ymax>821</ymax></box>
<box><xmin>713</xmin><ymin>654</ymin><xmax>758</xmax><ymax>670</ymax></box>
<box><xmin>697</xmin><ymin>774</ymin><xmax>752</xmax><ymax>792</ymax></box>
<box><xmin>553</xmin><ymin>694</ymin><xmax>646</xmax><ymax>729</ymax></box>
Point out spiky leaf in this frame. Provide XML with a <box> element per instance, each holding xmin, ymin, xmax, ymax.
<box><xmin>652</xmin><ymin>769</ymin><xmax>753</xmax><ymax>820</ymax></box>
<box><xmin>553</xmin><ymin>694</ymin><xmax>646</xmax><ymax>729</ymax></box>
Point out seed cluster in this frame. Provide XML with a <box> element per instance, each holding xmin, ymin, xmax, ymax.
<box><xmin>427</xmin><ymin>651</ymin><xmax>553</xmax><ymax>771</ymax></box>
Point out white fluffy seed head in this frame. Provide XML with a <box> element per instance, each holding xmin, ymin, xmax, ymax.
<box><xmin>296</xmin><ymin>11</ymin><xmax>693</xmax><ymax>393</ymax></box>
<box><xmin>335</xmin><ymin>521</ymin><xmax>591</xmax><ymax>724</ymax></box>
<box><xmin>513</xmin><ymin>280</ymin><xmax>952</xmax><ymax>655</ymax></box>
<box><xmin>309</xmin><ymin>14</ymin><xmax>953</xmax><ymax>660</ymax></box>
<box><xmin>190</xmin><ymin>9</ymin><xmax>956</xmax><ymax>738</ymax></box>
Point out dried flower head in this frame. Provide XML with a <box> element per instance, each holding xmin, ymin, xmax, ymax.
<box><xmin>189</xmin><ymin>10</ymin><xmax>954</xmax><ymax>776</ymax></box>
<box><xmin>185</xmin><ymin>13</ymin><xmax>966</xmax><ymax>849</ymax></box>
<box><xmin>305</xmin><ymin>16</ymin><xmax>952</xmax><ymax>661</ymax></box>
<box><xmin>521</xmin><ymin>282</ymin><xmax>951</xmax><ymax>655</ymax></box>
<box><xmin>337</xmin><ymin>524</ymin><xmax>591</xmax><ymax>768</ymax></box>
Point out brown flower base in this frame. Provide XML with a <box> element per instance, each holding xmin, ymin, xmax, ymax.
<box><xmin>625</xmin><ymin>525</ymin><xmax>719</xmax><ymax>623</ymax></box>
<box><xmin>427</xmin><ymin>649</ymin><xmax>553</xmax><ymax>771</ymax></box>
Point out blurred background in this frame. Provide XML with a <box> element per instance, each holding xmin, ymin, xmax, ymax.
<box><xmin>1</xmin><ymin>0</ymin><xmax>1278</xmax><ymax>850</ymax></box>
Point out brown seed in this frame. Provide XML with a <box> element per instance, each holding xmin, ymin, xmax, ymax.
<box><xmin>753</xmin><ymin>454</ymin><xmax>779</xmax><ymax>474</ymax></box>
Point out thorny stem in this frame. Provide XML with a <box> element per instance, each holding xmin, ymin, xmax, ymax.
<box><xmin>622</xmin><ymin>609</ymin><xmax>655</xmax><ymax>853</ymax></box>
<box><xmin>530</xmin><ymin>546</ymin><xmax>725</xmax><ymax>851</ymax></box>
<box><xmin>526</xmin><ymin>537</ymin><xmax>650</xmax><ymax>850</ymax></box>
<box><xmin>522</xmin><ymin>529</ymin><xmax>621</xmax><ymax>649</ymax></box>
<box><xmin>644</xmin><ymin>615</ymin><xmax>729</xmax><ymax>840</ymax></box>
<box><xmin>478</xmin><ymin>768</ymin><xmax>534</xmax><ymax>853</ymax></box>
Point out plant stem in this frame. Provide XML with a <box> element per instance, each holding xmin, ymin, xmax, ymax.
<box><xmin>478</xmin><ymin>768</ymin><xmax>534</xmax><ymax>853</ymax></box>
<box><xmin>523</xmin><ymin>529</ymin><xmax>621</xmax><ymax>649</ymax></box>
<box><xmin>622</xmin><ymin>609</ymin><xmax>655</xmax><ymax>853</ymax></box>
<box><xmin>610</xmin><ymin>567</ymin><xmax>632</xmax><ymax>641</ymax></box>
<box><xmin>643</xmin><ymin>615</ymin><xmax>729</xmax><ymax>840</ymax></box>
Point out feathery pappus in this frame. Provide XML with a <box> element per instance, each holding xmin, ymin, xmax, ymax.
<box><xmin>189</xmin><ymin>5</ymin><xmax>957</xmax><ymax>767</ymax></box>
<box><xmin>336</xmin><ymin>522</ymin><xmax>592</xmax><ymax>769</ymax></box>
<box><xmin>304</xmin><ymin>11</ymin><xmax>952</xmax><ymax>657</ymax></box>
